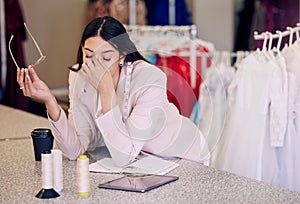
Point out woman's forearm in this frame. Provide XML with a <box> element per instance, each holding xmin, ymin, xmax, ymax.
<box><xmin>100</xmin><ymin>90</ymin><xmax>117</xmax><ymax>114</ymax></box>
<box><xmin>45</xmin><ymin>94</ymin><xmax>61</xmax><ymax>122</ymax></box>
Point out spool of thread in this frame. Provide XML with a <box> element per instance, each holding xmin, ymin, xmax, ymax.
<box><xmin>41</xmin><ymin>151</ymin><xmax>53</xmax><ymax>189</ymax></box>
<box><xmin>35</xmin><ymin>151</ymin><xmax>60</xmax><ymax>199</ymax></box>
<box><xmin>76</xmin><ymin>155</ymin><xmax>90</xmax><ymax>197</ymax></box>
<box><xmin>51</xmin><ymin>149</ymin><xmax>63</xmax><ymax>192</ymax></box>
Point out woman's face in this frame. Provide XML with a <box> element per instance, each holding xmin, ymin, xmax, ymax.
<box><xmin>82</xmin><ymin>36</ymin><xmax>121</xmax><ymax>77</ymax></box>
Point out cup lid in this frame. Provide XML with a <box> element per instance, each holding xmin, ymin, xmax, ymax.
<box><xmin>31</xmin><ymin>128</ymin><xmax>53</xmax><ymax>138</ymax></box>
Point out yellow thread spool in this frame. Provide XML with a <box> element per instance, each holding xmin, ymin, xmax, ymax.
<box><xmin>76</xmin><ymin>155</ymin><xmax>90</xmax><ymax>197</ymax></box>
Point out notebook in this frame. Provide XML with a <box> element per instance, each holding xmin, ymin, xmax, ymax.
<box><xmin>89</xmin><ymin>154</ymin><xmax>179</xmax><ymax>175</ymax></box>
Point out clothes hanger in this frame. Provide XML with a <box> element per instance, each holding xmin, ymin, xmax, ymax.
<box><xmin>262</xmin><ymin>32</ymin><xmax>268</xmax><ymax>52</ymax></box>
<box><xmin>222</xmin><ymin>50</ymin><xmax>231</xmax><ymax>67</ymax></box>
<box><xmin>275</xmin><ymin>30</ymin><xmax>283</xmax><ymax>52</ymax></box>
<box><xmin>294</xmin><ymin>23</ymin><xmax>300</xmax><ymax>48</ymax></box>
<box><xmin>287</xmin><ymin>26</ymin><xmax>295</xmax><ymax>47</ymax></box>
<box><xmin>254</xmin><ymin>31</ymin><xmax>261</xmax><ymax>52</ymax></box>
<box><xmin>266</xmin><ymin>32</ymin><xmax>275</xmax><ymax>60</ymax></box>
<box><xmin>267</xmin><ymin>32</ymin><xmax>273</xmax><ymax>51</ymax></box>
<box><xmin>257</xmin><ymin>32</ymin><xmax>269</xmax><ymax>60</ymax></box>
<box><xmin>234</xmin><ymin>50</ymin><xmax>245</xmax><ymax>69</ymax></box>
<box><xmin>296</xmin><ymin>23</ymin><xmax>300</xmax><ymax>40</ymax></box>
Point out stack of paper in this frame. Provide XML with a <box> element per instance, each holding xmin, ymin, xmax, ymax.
<box><xmin>89</xmin><ymin>154</ymin><xmax>179</xmax><ymax>175</ymax></box>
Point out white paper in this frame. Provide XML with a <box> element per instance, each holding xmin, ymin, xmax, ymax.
<box><xmin>89</xmin><ymin>155</ymin><xmax>179</xmax><ymax>175</ymax></box>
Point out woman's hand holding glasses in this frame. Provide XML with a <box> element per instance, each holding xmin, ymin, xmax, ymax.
<box><xmin>17</xmin><ymin>67</ymin><xmax>54</xmax><ymax>104</ymax></box>
<box><xmin>10</xmin><ymin>22</ymin><xmax>48</xmax><ymax>100</ymax></box>
<box><xmin>17</xmin><ymin>67</ymin><xmax>61</xmax><ymax>121</ymax></box>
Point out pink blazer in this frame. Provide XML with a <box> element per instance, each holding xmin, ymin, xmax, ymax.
<box><xmin>49</xmin><ymin>60</ymin><xmax>210</xmax><ymax>166</ymax></box>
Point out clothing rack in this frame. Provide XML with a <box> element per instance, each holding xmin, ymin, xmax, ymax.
<box><xmin>253</xmin><ymin>23</ymin><xmax>300</xmax><ymax>48</ymax></box>
<box><xmin>125</xmin><ymin>24</ymin><xmax>198</xmax><ymax>87</ymax></box>
<box><xmin>254</xmin><ymin>23</ymin><xmax>300</xmax><ymax>40</ymax></box>
<box><xmin>199</xmin><ymin>50</ymin><xmax>251</xmax><ymax>79</ymax></box>
<box><xmin>125</xmin><ymin>24</ymin><xmax>197</xmax><ymax>38</ymax></box>
<box><xmin>125</xmin><ymin>25</ymin><xmax>248</xmax><ymax>85</ymax></box>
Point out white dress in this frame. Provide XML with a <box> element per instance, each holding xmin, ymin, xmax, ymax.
<box><xmin>212</xmin><ymin>51</ymin><xmax>287</xmax><ymax>185</ymax></box>
<box><xmin>195</xmin><ymin>62</ymin><xmax>235</xmax><ymax>161</ymax></box>
<box><xmin>282</xmin><ymin>42</ymin><xmax>300</xmax><ymax>87</ymax></box>
<box><xmin>276</xmin><ymin>73</ymin><xmax>300</xmax><ymax>192</ymax></box>
<box><xmin>278</xmin><ymin>44</ymin><xmax>300</xmax><ymax>192</ymax></box>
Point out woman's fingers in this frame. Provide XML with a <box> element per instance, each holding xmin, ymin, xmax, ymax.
<box><xmin>28</xmin><ymin>66</ymin><xmax>40</xmax><ymax>82</ymax></box>
<box><xmin>17</xmin><ymin>67</ymin><xmax>36</xmax><ymax>91</ymax></box>
<box><xmin>17</xmin><ymin>66</ymin><xmax>51</xmax><ymax>103</ymax></box>
<box><xmin>16</xmin><ymin>68</ymin><xmax>21</xmax><ymax>83</ymax></box>
<box><xmin>17</xmin><ymin>68</ymin><xmax>25</xmax><ymax>89</ymax></box>
<box><xmin>24</xmin><ymin>66</ymin><xmax>40</xmax><ymax>90</ymax></box>
<box><xmin>94</xmin><ymin>55</ymin><xmax>109</xmax><ymax>71</ymax></box>
<box><xmin>24</xmin><ymin>68</ymin><xmax>36</xmax><ymax>96</ymax></box>
<box><xmin>23</xmin><ymin>69</ymin><xmax>31</xmax><ymax>95</ymax></box>
<box><xmin>81</xmin><ymin>62</ymin><xmax>89</xmax><ymax>75</ymax></box>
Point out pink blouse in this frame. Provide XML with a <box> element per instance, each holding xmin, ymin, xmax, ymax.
<box><xmin>49</xmin><ymin>60</ymin><xmax>210</xmax><ymax>166</ymax></box>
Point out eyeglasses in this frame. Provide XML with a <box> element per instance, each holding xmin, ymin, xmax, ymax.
<box><xmin>8</xmin><ymin>22</ymin><xmax>46</xmax><ymax>69</ymax></box>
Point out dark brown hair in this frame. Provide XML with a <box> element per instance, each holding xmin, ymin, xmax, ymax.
<box><xmin>70</xmin><ymin>16</ymin><xmax>147</xmax><ymax>71</ymax></box>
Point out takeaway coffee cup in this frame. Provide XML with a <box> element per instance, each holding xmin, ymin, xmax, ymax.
<box><xmin>31</xmin><ymin>128</ymin><xmax>54</xmax><ymax>161</ymax></box>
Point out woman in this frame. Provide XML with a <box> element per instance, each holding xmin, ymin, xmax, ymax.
<box><xmin>17</xmin><ymin>16</ymin><xmax>210</xmax><ymax>166</ymax></box>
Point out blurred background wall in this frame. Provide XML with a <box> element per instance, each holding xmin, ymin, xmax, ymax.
<box><xmin>19</xmin><ymin>0</ymin><xmax>89</xmax><ymax>88</ymax></box>
<box><xmin>192</xmin><ymin>0</ymin><xmax>234</xmax><ymax>51</ymax></box>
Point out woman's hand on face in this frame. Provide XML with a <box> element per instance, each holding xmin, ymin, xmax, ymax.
<box><xmin>81</xmin><ymin>55</ymin><xmax>114</xmax><ymax>92</ymax></box>
<box><xmin>17</xmin><ymin>67</ymin><xmax>53</xmax><ymax>103</ymax></box>
<box><xmin>81</xmin><ymin>55</ymin><xmax>117</xmax><ymax>113</ymax></box>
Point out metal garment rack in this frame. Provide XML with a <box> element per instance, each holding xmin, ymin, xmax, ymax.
<box><xmin>125</xmin><ymin>25</ymin><xmax>249</xmax><ymax>82</ymax></box>
<box><xmin>125</xmin><ymin>24</ymin><xmax>197</xmax><ymax>38</ymax></box>
<box><xmin>125</xmin><ymin>24</ymin><xmax>199</xmax><ymax>87</ymax></box>
<box><xmin>253</xmin><ymin>23</ymin><xmax>300</xmax><ymax>49</ymax></box>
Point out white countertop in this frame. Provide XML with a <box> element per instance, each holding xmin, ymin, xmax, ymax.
<box><xmin>1</xmin><ymin>104</ymin><xmax>300</xmax><ymax>203</ymax></box>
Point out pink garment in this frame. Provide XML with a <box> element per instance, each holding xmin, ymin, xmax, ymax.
<box><xmin>49</xmin><ymin>60</ymin><xmax>210</xmax><ymax>166</ymax></box>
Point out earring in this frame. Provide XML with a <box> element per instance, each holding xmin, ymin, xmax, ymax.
<box><xmin>119</xmin><ymin>61</ymin><xmax>124</xmax><ymax>67</ymax></box>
